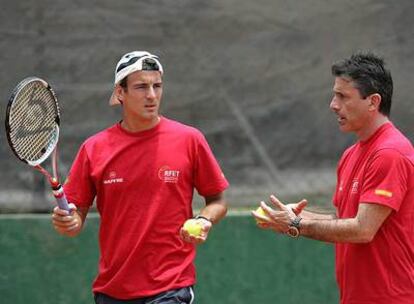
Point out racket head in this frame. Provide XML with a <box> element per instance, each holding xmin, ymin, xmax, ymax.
<box><xmin>5</xmin><ymin>77</ymin><xmax>61</xmax><ymax>167</ymax></box>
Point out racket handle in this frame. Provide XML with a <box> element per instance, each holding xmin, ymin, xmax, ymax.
<box><xmin>51</xmin><ymin>182</ymin><xmax>71</xmax><ymax>211</ymax></box>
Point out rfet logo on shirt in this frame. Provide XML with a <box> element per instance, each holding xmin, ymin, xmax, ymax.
<box><xmin>158</xmin><ymin>166</ymin><xmax>180</xmax><ymax>183</ymax></box>
<box><xmin>351</xmin><ymin>178</ymin><xmax>359</xmax><ymax>194</ymax></box>
<box><xmin>103</xmin><ymin>171</ymin><xmax>124</xmax><ymax>184</ymax></box>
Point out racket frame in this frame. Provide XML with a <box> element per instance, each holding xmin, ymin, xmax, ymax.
<box><xmin>5</xmin><ymin>76</ymin><xmax>70</xmax><ymax>211</ymax></box>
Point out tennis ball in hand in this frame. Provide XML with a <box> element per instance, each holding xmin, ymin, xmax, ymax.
<box><xmin>183</xmin><ymin>219</ymin><xmax>203</xmax><ymax>237</ymax></box>
<box><xmin>254</xmin><ymin>206</ymin><xmax>269</xmax><ymax>223</ymax></box>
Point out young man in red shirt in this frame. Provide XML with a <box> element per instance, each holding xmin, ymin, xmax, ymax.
<box><xmin>253</xmin><ymin>52</ymin><xmax>414</xmax><ymax>303</ymax></box>
<box><xmin>52</xmin><ymin>51</ymin><xmax>229</xmax><ymax>303</ymax></box>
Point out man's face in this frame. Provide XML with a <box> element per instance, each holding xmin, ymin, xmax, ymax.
<box><xmin>330</xmin><ymin>77</ymin><xmax>372</xmax><ymax>135</ymax></box>
<box><xmin>118</xmin><ymin>70</ymin><xmax>163</xmax><ymax>122</ymax></box>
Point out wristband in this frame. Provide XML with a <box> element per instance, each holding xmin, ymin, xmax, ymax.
<box><xmin>194</xmin><ymin>215</ymin><xmax>212</xmax><ymax>223</ymax></box>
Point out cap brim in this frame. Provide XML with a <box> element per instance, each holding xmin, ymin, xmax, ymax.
<box><xmin>109</xmin><ymin>90</ymin><xmax>121</xmax><ymax>106</ymax></box>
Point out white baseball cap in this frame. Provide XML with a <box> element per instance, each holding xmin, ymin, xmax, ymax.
<box><xmin>109</xmin><ymin>51</ymin><xmax>164</xmax><ymax>106</ymax></box>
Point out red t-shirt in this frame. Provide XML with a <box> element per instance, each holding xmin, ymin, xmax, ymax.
<box><xmin>64</xmin><ymin>117</ymin><xmax>229</xmax><ymax>299</ymax></box>
<box><xmin>333</xmin><ymin>122</ymin><xmax>414</xmax><ymax>304</ymax></box>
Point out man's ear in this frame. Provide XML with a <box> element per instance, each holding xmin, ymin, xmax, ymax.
<box><xmin>368</xmin><ymin>93</ymin><xmax>381</xmax><ymax>112</ymax></box>
<box><xmin>115</xmin><ymin>85</ymin><xmax>124</xmax><ymax>105</ymax></box>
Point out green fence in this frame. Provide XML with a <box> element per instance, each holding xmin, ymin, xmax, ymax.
<box><xmin>0</xmin><ymin>214</ymin><xmax>338</xmax><ymax>303</ymax></box>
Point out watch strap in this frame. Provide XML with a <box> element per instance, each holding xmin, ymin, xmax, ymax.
<box><xmin>290</xmin><ymin>216</ymin><xmax>302</xmax><ymax>229</ymax></box>
<box><xmin>194</xmin><ymin>215</ymin><xmax>212</xmax><ymax>223</ymax></box>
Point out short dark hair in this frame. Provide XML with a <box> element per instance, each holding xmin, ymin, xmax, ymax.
<box><xmin>119</xmin><ymin>77</ymin><xmax>128</xmax><ymax>89</ymax></box>
<box><xmin>331</xmin><ymin>52</ymin><xmax>393</xmax><ymax>116</ymax></box>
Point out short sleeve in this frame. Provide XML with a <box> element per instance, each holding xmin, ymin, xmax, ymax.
<box><xmin>193</xmin><ymin>133</ymin><xmax>229</xmax><ymax>197</ymax></box>
<box><xmin>63</xmin><ymin>144</ymin><xmax>96</xmax><ymax>207</ymax></box>
<box><xmin>360</xmin><ymin>148</ymin><xmax>410</xmax><ymax>211</ymax></box>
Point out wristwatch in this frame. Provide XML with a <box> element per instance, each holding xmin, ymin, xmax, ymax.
<box><xmin>286</xmin><ymin>216</ymin><xmax>302</xmax><ymax>238</ymax></box>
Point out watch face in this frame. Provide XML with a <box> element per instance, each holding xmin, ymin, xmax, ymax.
<box><xmin>287</xmin><ymin>226</ymin><xmax>299</xmax><ymax>238</ymax></box>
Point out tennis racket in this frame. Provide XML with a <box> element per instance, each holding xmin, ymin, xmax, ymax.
<box><xmin>5</xmin><ymin>77</ymin><xmax>70</xmax><ymax>211</ymax></box>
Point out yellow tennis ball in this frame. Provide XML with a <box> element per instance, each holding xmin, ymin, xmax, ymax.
<box><xmin>183</xmin><ymin>219</ymin><xmax>203</xmax><ymax>236</ymax></box>
<box><xmin>254</xmin><ymin>206</ymin><xmax>269</xmax><ymax>223</ymax></box>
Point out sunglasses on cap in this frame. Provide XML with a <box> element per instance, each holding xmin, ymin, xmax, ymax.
<box><xmin>116</xmin><ymin>56</ymin><xmax>161</xmax><ymax>73</ymax></box>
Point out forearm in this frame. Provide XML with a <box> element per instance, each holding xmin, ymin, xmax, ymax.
<box><xmin>300</xmin><ymin>209</ymin><xmax>337</xmax><ymax>220</ymax></box>
<box><xmin>300</xmin><ymin>217</ymin><xmax>371</xmax><ymax>243</ymax></box>
<box><xmin>298</xmin><ymin>203</ymin><xmax>392</xmax><ymax>243</ymax></box>
<box><xmin>199</xmin><ymin>194</ymin><xmax>227</xmax><ymax>224</ymax></box>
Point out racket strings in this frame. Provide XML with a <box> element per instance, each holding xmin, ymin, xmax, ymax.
<box><xmin>8</xmin><ymin>82</ymin><xmax>59</xmax><ymax>162</ymax></box>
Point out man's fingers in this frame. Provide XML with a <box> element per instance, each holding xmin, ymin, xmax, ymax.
<box><xmin>65</xmin><ymin>221</ymin><xmax>80</xmax><ymax>231</ymax></box>
<box><xmin>269</xmin><ymin>195</ymin><xmax>286</xmax><ymax>210</ymax></box>
<box><xmin>180</xmin><ymin>226</ymin><xmax>208</xmax><ymax>244</ymax></box>
<box><xmin>53</xmin><ymin>206</ymin><xmax>72</xmax><ymax>216</ymax></box>
<box><xmin>252</xmin><ymin>201</ymin><xmax>272</xmax><ymax>222</ymax></box>
<box><xmin>52</xmin><ymin>216</ymin><xmax>79</xmax><ymax>235</ymax></box>
<box><xmin>52</xmin><ymin>213</ymin><xmax>73</xmax><ymax>223</ymax></box>
<box><xmin>180</xmin><ymin>227</ymin><xmax>189</xmax><ymax>238</ymax></box>
<box><xmin>294</xmin><ymin>199</ymin><xmax>308</xmax><ymax>214</ymax></box>
<box><xmin>256</xmin><ymin>222</ymin><xmax>272</xmax><ymax>229</ymax></box>
<box><xmin>260</xmin><ymin>201</ymin><xmax>279</xmax><ymax>221</ymax></box>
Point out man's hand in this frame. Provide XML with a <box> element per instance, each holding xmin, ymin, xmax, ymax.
<box><xmin>51</xmin><ymin>203</ymin><xmax>82</xmax><ymax>237</ymax></box>
<box><xmin>180</xmin><ymin>218</ymin><xmax>212</xmax><ymax>245</ymax></box>
<box><xmin>286</xmin><ymin>199</ymin><xmax>308</xmax><ymax>215</ymax></box>
<box><xmin>251</xmin><ymin>195</ymin><xmax>301</xmax><ymax>234</ymax></box>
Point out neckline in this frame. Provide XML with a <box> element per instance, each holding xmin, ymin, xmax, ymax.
<box><xmin>359</xmin><ymin>122</ymin><xmax>392</xmax><ymax>146</ymax></box>
<box><xmin>116</xmin><ymin>116</ymin><xmax>165</xmax><ymax>137</ymax></box>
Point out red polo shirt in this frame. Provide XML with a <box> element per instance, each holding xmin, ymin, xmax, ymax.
<box><xmin>64</xmin><ymin>117</ymin><xmax>229</xmax><ymax>299</ymax></box>
<box><xmin>333</xmin><ymin>122</ymin><xmax>414</xmax><ymax>304</ymax></box>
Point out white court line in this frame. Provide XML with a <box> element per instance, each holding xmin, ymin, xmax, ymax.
<box><xmin>0</xmin><ymin>209</ymin><xmax>254</xmax><ymax>220</ymax></box>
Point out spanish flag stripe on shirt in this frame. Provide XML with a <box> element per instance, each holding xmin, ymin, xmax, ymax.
<box><xmin>375</xmin><ymin>189</ymin><xmax>393</xmax><ymax>198</ymax></box>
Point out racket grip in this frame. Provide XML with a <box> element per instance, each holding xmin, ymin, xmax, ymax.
<box><xmin>52</xmin><ymin>183</ymin><xmax>71</xmax><ymax>211</ymax></box>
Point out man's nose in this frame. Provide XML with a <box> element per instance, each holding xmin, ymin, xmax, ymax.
<box><xmin>330</xmin><ymin>97</ymin><xmax>339</xmax><ymax>112</ymax></box>
<box><xmin>146</xmin><ymin>86</ymin><xmax>156</xmax><ymax>99</ymax></box>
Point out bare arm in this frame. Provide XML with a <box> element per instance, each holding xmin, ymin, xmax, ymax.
<box><xmin>180</xmin><ymin>192</ymin><xmax>227</xmax><ymax>244</ymax></box>
<box><xmin>253</xmin><ymin>195</ymin><xmax>392</xmax><ymax>244</ymax></box>
<box><xmin>198</xmin><ymin>192</ymin><xmax>228</xmax><ymax>224</ymax></box>
<box><xmin>52</xmin><ymin>205</ymin><xmax>90</xmax><ymax>237</ymax></box>
<box><xmin>300</xmin><ymin>203</ymin><xmax>392</xmax><ymax>243</ymax></box>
